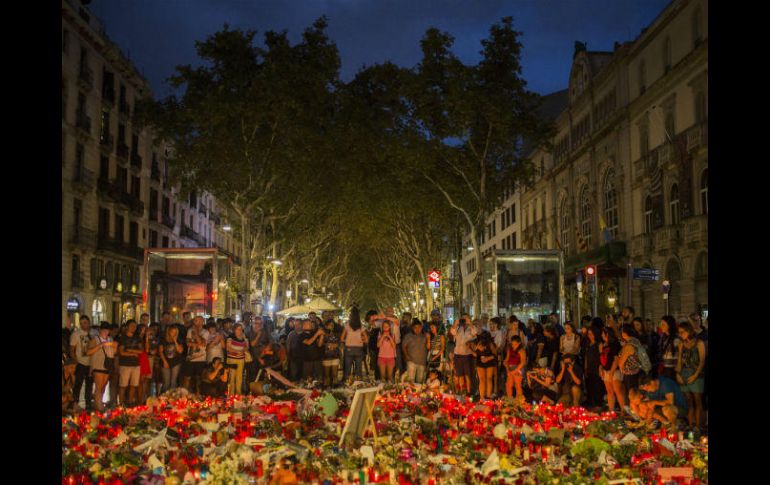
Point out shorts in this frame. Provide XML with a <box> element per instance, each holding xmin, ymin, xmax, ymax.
<box><xmin>601</xmin><ymin>368</ymin><xmax>623</xmax><ymax>382</ymax></box>
<box><xmin>377</xmin><ymin>357</ymin><xmax>396</xmax><ymax>367</ymax></box>
<box><xmin>322</xmin><ymin>358</ymin><xmax>340</xmax><ymax>367</ymax></box>
<box><xmin>680</xmin><ymin>376</ymin><xmax>705</xmax><ymax>393</ymax></box>
<box><xmin>119</xmin><ymin>365</ymin><xmax>140</xmax><ymax>387</ymax></box>
<box><xmin>92</xmin><ymin>369</ymin><xmax>110</xmax><ymax>376</ymax></box>
<box><xmin>453</xmin><ymin>354</ymin><xmax>473</xmax><ymax>377</ymax></box>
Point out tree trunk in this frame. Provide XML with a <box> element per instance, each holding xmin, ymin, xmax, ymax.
<box><xmin>269</xmin><ymin>263</ymin><xmax>280</xmax><ymax>315</ymax></box>
<box><xmin>240</xmin><ymin>213</ymin><xmax>251</xmax><ymax>314</ymax></box>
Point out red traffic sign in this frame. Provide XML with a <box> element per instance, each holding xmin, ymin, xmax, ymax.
<box><xmin>428</xmin><ymin>270</ymin><xmax>441</xmax><ymax>283</ymax></box>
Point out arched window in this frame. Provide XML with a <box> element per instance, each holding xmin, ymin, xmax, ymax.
<box><xmin>580</xmin><ymin>187</ymin><xmax>592</xmax><ymax>247</ymax></box>
<box><xmin>604</xmin><ymin>170</ymin><xmax>619</xmax><ymax>239</ymax></box>
<box><xmin>560</xmin><ymin>199</ymin><xmax>571</xmax><ymax>255</ymax></box>
<box><xmin>692</xmin><ymin>7</ymin><xmax>703</xmax><ymax>47</ymax></box>
<box><xmin>644</xmin><ymin>196</ymin><xmax>653</xmax><ymax>234</ymax></box>
<box><xmin>662</xmin><ymin>36</ymin><xmax>672</xmax><ymax>73</ymax></box>
<box><xmin>638</xmin><ymin>60</ymin><xmax>646</xmax><ymax>95</ymax></box>
<box><xmin>700</xmin><ymin>168</ymin><xmax>708</xmax><ymax>215</ymax></box>
<box><xmin>670</xmin><ymin>184</ymin><xmax>680</xmax><ymax>225</ymax></box>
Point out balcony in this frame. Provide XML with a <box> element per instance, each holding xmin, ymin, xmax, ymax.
<box><xmin>630</xmin><ymin>233</ymin><xmax>654</xmax><ymax>258</ymax></box>
<box><xmin>657</xmin><ymin>143</ymin><xmax>672</xmax><ymax>169</ymax></box>
<box><xmin>684</xmin><ymin>214</ymin><xmax>708</xmax><ymax>248</ymax></box>
<box><xmin>72</xmin><ymin>167</ymin><xmax>95</xmax><ymax>193</ymax></box>
<box><xmin>130</xmin><ymin>151</ymin><xmax>143</xmax><ymax>171</ymax></box>
<box><xmin>181</xmin><ymin>225</ymin><xmax>203</xmax><ymax>245</ymax></box>
<box><xmin>97</xmin><ymin>177</ymin><xmax>119</xmax><ymax>201</ymax></box>
<box><xmin>129</xmin><ymin>195</ymin><xmax>145</xmax><ymax>217</ymax></box>
<box><xmin>686</xmin><ymin>120</ymin><xmax>708</xmax><ymax>153</ymax></box>
<box><xmin>116</xmin><ymin>143</ymin><xmax>129</xmax><ymax>161</ymax></box>
<box><xmin>97</xmin><ymin>236</ymin><xmax>143</xmax><ymax>261</ymax></box>
<box><xmin>162</xmin><ymin>213</ymin><xmax>176</xmax><ymax>230</ymax></box>
<box><xmin>654</xmin><ymin>225</ymin><xmax>683</xmax><ymax>254</ymax></box>
<box><xmin>210</xmin><ymin>212</ymin><xmax>221</xmax><ymax>225</ymax></box>
<box><xmin>75</xmin><ymin>111</ymin><xmax>91</xmax><ymax>137</ymax></box>
<box><xmin>198</xmin><ymin>204</ymin><xmax>207</xmax><ymax>216</ymax></box>
<box><xmin>99</xmin><ymin>132</ymin><xmax>114</xmax><ymax>152</ymax></box>
<box><xmin>114</xmin><ymin>188</ymin><xmax>133</xmax><ymax>210</ymax></box>
<box><xmin>69</xmin><ymin>225</ymin><xmax>97</xmax><ymax>249</ymax></box>
<box><xmin>78</xmin><ymin>65</ymin><xmax>93</xmax><ymax>92</ymax></box>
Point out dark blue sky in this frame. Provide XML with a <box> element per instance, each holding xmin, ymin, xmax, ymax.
<box><xmin>89</xmin><ymin>0</ymin><xmax>670</xmax><ymax>99</ymax></box>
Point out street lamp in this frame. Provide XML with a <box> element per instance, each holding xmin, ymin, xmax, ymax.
<box><xmin>271</xmin><ymin>259</ymin><xmax>282</xmax><ymax>266</ymax></box>
<box><xmin>300</xmin><ymin>279</ymin><xmax>309</xmax><ymax>284</ymax></box>
<box><xmin>223</xmin><ymin>225</ymin><xmax>232</xmax><ymax>232</ymax></box>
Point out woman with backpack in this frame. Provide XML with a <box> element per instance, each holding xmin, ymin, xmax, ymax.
<box><xmin>618</xmin><ymin>324</ymin><xmax>652</xmax><ymax>396</ymax></box>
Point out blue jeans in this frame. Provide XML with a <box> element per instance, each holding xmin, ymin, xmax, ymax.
<box><xmin>344</xmin><ymin>346</ymin><xmax>364</xmax><ymax>380</ymax></box>
<box><xmin>161</xmin><ymin>364</ymin><xmax>181</xmax><ymax>394</ymax></box>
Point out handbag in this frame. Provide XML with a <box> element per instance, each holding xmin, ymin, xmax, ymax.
<box><xmin>102</xmin><ymin>346</ymin><xmax>115</xmax><ymax>372</ymax></box>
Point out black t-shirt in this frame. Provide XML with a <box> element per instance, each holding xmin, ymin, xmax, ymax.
<box><xmin>119</xmin><ymin>334</ymin><xmax>143</xmax><ymax>366</ymax></box>
<box><xmin>559</xmin><ymin>361</ymin><xmax>583</xmax><ymax>388</ymax></box>
<box><xmin>585</xmin><ymin>342</ymin><xmax>601</xmax><ymax>376</ymax></box>
<box><xmin>301</xmin><ymin>331</ymin><xmax>322</xmax><ymax>361</ymax></box>
<box><xmin>543</xmin><ymin>338</ymin><xmax>559</xmax><ymax>367</ymax></box>
<box><xmin>599</xmin><ymin>341</ymin><xmax>621</xmax><ymax>371</ymax></box>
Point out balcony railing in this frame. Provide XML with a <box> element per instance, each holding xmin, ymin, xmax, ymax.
<box><xmin>684</xmin><ymin>214</ymin><xmax>708</xmax><ymax>247</ymax></box>
<box><xmin>116</xmin><ymin>143</ymin><xmax>129</xmax><ymax>161</ymax></box>
<box><xmin>78</xmin><ymin>65</ymin><xmax>93</xmax><ymax>92</ymax></box>
<box><xmin>630</xmin><ymin>233</ymin><xmax>654</xmax><ymax>257</ymax></box>
<box><xmin>72</xmin><ymin>166</ymin><xmax>95</xmax><ymax>192</ymax></box>
<box><xmin>686</xmin><ymin>120</ymin><xmax>708</xmax><ymax>152</ymax></box>
<box><xmin>181</xmin><ymin>225</ymin><xmax>199</xmax><ymax>242</ymax></box>
<box><xmin>162</xmin><ymin>214</ymin><xmax>176</xmax><ymax>230</ymax></box>
<box><xmin>654</xmin><ymin>225</ymin><xmax>683</xmax><ymax>253</ymax></box>
<box><xmin>130</xmin><ymin>151</ymin><xmax>142</xmax><ymax>170</ymax></box>
<box><xmin>149</xmin><ymin>208</ymin><xmax>159</xmax><ymax>222</ymax></box>
<box><xmin>97</xmin><ymin>236</ymin><xmax>143</xmax><ymax>261</ymax></box>
<box><xmin>70</xmin><ymin>225</ymin><xmax>97</xmax><ymax>249</ymax></box>
<box><xmin>198</xmin><ymin>204</ymin><xmax>207</xmax><ymax>216</ymax></box>
<box><xmin>75</xmin><ymin>111</ymin><xmax>91</xmax><ymax>136</ymax></box>
<box><xmin>97</xmin><ymin>177</ymin><xmax>120</xmax><ymax>201</ymax></box>
<box><xmin>129</xmin><ymin>195</ymin><xmax>145</xmax><ymax>216</ymax></box>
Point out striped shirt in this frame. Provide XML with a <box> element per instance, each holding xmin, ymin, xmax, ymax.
<box><xmin>226</xmin><ymin>337</ymin><xmax>248</xmax><ymax>360</ymax></box>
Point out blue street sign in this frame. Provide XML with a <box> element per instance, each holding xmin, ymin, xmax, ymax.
<box><xmin>632</xmin><ymin>268</ymin><xmax>660</xmax><ymax>281</ymax></box>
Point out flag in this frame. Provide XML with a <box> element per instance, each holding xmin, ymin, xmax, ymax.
<box><xmin>650</xmin><ymin>164</ymin><xmax>663</xmax><ymax>196</ymax></box>
<box><xmin>599</xmin><ymin>214</ymin><xmax>613</xmax><ymax>244</ymax></box>
<box><xmin>575</xmin><ymin>225</ymin><xmax>588</xmax><ymax>253</ymax></box>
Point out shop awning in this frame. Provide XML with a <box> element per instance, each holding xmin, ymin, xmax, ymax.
<box><xmin>563</xmin><ymin>241</ymin><xmax>628</xmax><ymax>282</ymax></box>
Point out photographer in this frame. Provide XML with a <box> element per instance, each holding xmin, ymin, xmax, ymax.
<box><xmin>199</xmin><ymin>357</ymin><xmax>229</xmax><ymax>398</ymax></box>
<box><xmin>450</xmin><ymin>314</ymin><xmax>478</xmax><ymax>395</ymax></box>
<box><xmin>527</xmin><ymin>366</ymin><xmax>558</xmax><ymax>404</ymax></box>
<box><xmin>555</xmin><ymin>355</ymin><xmax>583</xmax><ymax>406</ymax></box>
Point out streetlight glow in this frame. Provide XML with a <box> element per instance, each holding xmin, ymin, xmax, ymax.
<box><xmin>271</xmin><ymin>259</ymin><xmax>282</xmax><ymax>265</ymax></box>
<box><xmin>222</xmin><ymin>225</ymin><xmax>232</xmax><ymax>232</ymax></box>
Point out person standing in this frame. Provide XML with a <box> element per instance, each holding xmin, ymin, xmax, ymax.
<box><xmin>583</xmin><ymin>326</ymin><xmax>605</xmax><ymax>410</ymax></box>
<box><xmin>504</xmin><ymin>336</ymin><xmax>527</xmax><ymax>401</ymax></box>
<box><xmin>286</xmin><ymin>319</ymin><xmax>303</xmax><ymax>381</ymax></box>
<box><xmin>657</xmin><ymin>316</ymin><xmax>680</xmax><ymax>380</ymax></box>
<box><xmin>559</xmin><ymin>322</ymin><xmax>581</xmax><ymax>360</ymax></box>
<box><xmin>599</xmin><ymin>327</ymin><xmax>627</xmax><ymax>415</ymax></box>
<box><xmin>225</xmin><ymin>324</ymin><xmax>249</xmax><ymax>395</ymax></box>
<box><xmin>365</xmin><ymin>310</ymin><xmax>381</xmax><ymax>379</ymax></box>
<box><xmin>159</xmin><ymin>326</ymin><xmax>184</xmax><ymax>394</ymax></box>
<box><xmin>676</xmin><ymin>321</ymin><xmax>706</xmax><ymax>434</ymax></box>
<box><xmin>402</xmin><ymin>321</ymin><xmax>429</xmax><ymax>384</ymax></box>
<box><xmin>70</xmin><ymin>315</ymin><xmax>96</xmax><ymax>411</ymax></box>
<box><xmin>618</xmin><ymin>324</ymin><xmax>650</xmax><ymax>395</ymax></box>
<box><xmin>87</xmin><ymin>322</ymin><xmax>118</xmax><ymax>412</ymax></box>
<box><xmin>321</xmin><ymin>319</ymin><xmax>341</xmax><ymax>387</ymax></box>
<box><xmin>145</xmin><ymin>323</ymin><xmax>161</xmax><ymax>398</ymax></box>
<box><xmin>377</xmin><ymin>321</ymin><xmax>398</xmax><ymax>383</ymax></box>
<box><xmin>473</xmin><ymin>331</ymin><xmax>497</xmax><ymax>400</ymax></box>
<box><xmin>118</xmin><ymin>319</ymin><xmax>143</xmax><ymax>406</ymax></box>
<box><xmin>341</xmin><ymin>308</ymin><xmax>367</xmax><ymax>381</ymax></box>
<box><xmin>205</xmin><ymin>321</ymin><xmax>225</xmax><ymax>363</ymax></box>
<box><xmin>300</xmin><ymin>319</ymin><xmax>324</xmax><ymax>380</ymax></box>
<box><xmin>450</xmin><ymin>314</ymin><xmax>477</xmax><ymax>395</ymax></box>
<box><xmin>182</xmin><ymin>316</ymin><xmax>209</xmax><ymax>393</ymax></box>
<box><xmin>426</xmin><ymin>322</ymin><xmax>445</xmax><ymax>372</ymax></box>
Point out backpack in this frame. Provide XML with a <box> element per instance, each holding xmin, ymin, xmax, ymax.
<box><xmin>630</xmin><ymin>338</ymin><xmax>652</xmax><ymax>373</ymax></box>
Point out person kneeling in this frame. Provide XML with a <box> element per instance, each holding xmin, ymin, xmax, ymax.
<box><xmin>527</xmin><ymin>367</ymin><xmax>558</xmax><ymax>404</ymax></box>
<box><xmin>556</xmin><ymin>355</ymin><xmax>583</xmax><ymax>407</ymax></box>
<box><xmin>637</xmin><ymin>374</ymin><xmax>688</xmax><ymax>430</ymax></box>
<box><xmin>200</xmin><ymin>357</ymin><xmax>229</xmax><ymax>398</ymax></box>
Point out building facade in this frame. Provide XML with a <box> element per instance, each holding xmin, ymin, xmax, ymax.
<box><xmin>62</xmin><ymin>0</ymin><xmax>243</xmax><ymax>326</ymax></box>
<box><xmin>461</xmin><ymin>0</ymin><xmax>707</xmax><ymax>322</ymax></box>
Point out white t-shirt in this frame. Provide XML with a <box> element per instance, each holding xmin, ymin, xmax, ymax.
<box><xmin>70</xmin><ymin>328</ymin><xmax>93</xmax><ymax>366</ymax></box>
<box><xmin>186</xmin><ymin>328</ymin><xmax>210</xmax><ymax>362</ymax></box>
<box><xmin>206</xmin><ymin>330</ymin><xmax>225</xmax><ymax>362</ymax></box>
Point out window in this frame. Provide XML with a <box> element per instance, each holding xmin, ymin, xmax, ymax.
<box><xmin>74</xmin><ymin>143</ymin><xmax>84</xmax><ymax>179</ymax></box>
<box><xmin>638</xmin><ymin>60</ymin><xmax>646</xmax><ymax>95</ymax></box>
<box><xmin>92</xmin><ymin>299</ymin><xmax>104</xmax><ymax>326</ymax></box>
<box><xmin>560</xmin><ymin>199</ymin><xmax>571</xmax><ymax>255</ymax></box>
<box><xmin>644</xmin><ymin>196</ymin><xmax>653</xmax><ymax>234</ymax></box>
<box><xmin>492</xmin><ymin>220</ymin><xmax>496</xmax><ymax>237</ymax></box>
<box><xmin>98</xmin><ymin>208</ymin><xmax>110</xmax><ymax>238</ymax></box>
<box><xmin>662</xmin><ymin>37</ymin><xmax>672</xmax><ymax>73</ymax></box>
<box><xmin>664</xmin><ymin>107</ymin><xmax>675</xmax><ymax>141</ymax></box>
<box><xmin>692</xmin><ymin>7</ymin><xmax>703</xmax><ymax>47</ymax></box>
<box><xmin>700</xmin><ymin>169</ymin><xmax>708</xmax><ymax>215</ymax></box>
<box><xmin>132</xmin><ymin>176</ymin><xmax>140</xmax><ymax>198</ymax></box>
<box><xmin>670</xmin><ymin>184</ymin><xmax>680</xmax><ymax>225</ymax></box>
<box><xmin>149</xmin><ymin>230</ymin><xmax>158</xmax><ymax>248</ymax></box>
<box><xmin>511</xmin><ymin>233</ymin><xmax>516</xmax><ymax>250</ymax></box>
<box><xmin>100</xmin><ymin>155</ymin><xmax>109</xmax><ymax>180</ymax></box>
<box><xmin>71</xmin><ymin>255</ymin><xmax>80</xmax><ymax>287</ymax></box>
<box><xmin>604</xmin><ymin>170</ymin><xmax>619</xmax><ymax>239</ymax></box>
<box><xmin>580</xmin><ymin>187</ymin><xmax>592</xmax><ymax>247</ymax></box>
<box><xmin>101</xmin><ymin>110</ymin><xmax>110</xmax><ymax>142</ymax></box>
<box><xmin>115</xmin><ymin>214</ymin><xmax>125</xmax><ymax>242</ymax></box>
<box><xmin>129</xmin><ymin>222</ymin><xmax>139</xmax><ymax>247</ymax></box>
<box><xmin>511</xmin><ymin>203</ymin><xmax>516</xmax><ymax>224</ymax></box>
<box><xmin>73</xmin><ymin>198</ymin><xmax>82</xmax><ymax>229</ymax></box>
<box><xmin>501</xmin><ymin>212</ymin><xmax>506</xmax><ymax>230</ymax></box>
<box><xmin>162</xmin><ymin>236</ymin><xmax>169</xmax><ymax>248</ymax></box>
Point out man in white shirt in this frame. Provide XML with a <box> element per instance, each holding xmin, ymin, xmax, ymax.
<box><xmin>182</xmin><ymin>316</ymin><xmax>209</xmax><ymax>393</ymax></box>
<box><xmin>70</xmin><ymin>315</ymin><xmax>96</xmax><ymax>411</ymax></box>
<box><xmin>450</xmin><ymin>313</ymin><xmax>478</xmax><ymax>395</ymax></box>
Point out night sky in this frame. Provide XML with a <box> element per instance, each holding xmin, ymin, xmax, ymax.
<box><xmin>89</xmin><ymin>0</ymin><xmax>671</xmax><ymax>99</ymax></box>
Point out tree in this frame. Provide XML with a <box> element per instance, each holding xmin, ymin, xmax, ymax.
<box><xmin>404</xmin><ymin>17</ymin><xmax>553</xmax><ymax>313</ymax></box>
<box><xmin>138</xmin><ymin>19</ymin><xmax>340</xmax><ymax>312</ymax></box>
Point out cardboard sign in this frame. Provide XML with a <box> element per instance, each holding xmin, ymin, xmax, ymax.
<box><xmin>338</xmin><ymin>385</ymin><xmax>382</xmax><ymax>448</ymax></box>
<box><xmin>657</xmin><ymin>467</ymin><xmax>694</xmax><ymax>480</ymax></box>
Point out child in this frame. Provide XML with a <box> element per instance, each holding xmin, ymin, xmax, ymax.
<box><xmin>426</xmin><ymin>369</ymin><xmax>445</xmax><ymax>392</ymax></box>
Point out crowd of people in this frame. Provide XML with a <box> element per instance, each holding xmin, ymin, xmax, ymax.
<box><xmin>61</xmin><ymin>305</ymin><xmax>708</xmax><ymax>437</ymax></box>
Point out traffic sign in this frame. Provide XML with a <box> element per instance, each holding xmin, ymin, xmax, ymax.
<box><xmin>632</xmin><ymin>268</ymin><xmax>660</xmax><ymax>281</ymax></box>
<box><xmin>428</xmin><ymin>269</ymin><xmax>441</xmax><ymax>288</ymax></box>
